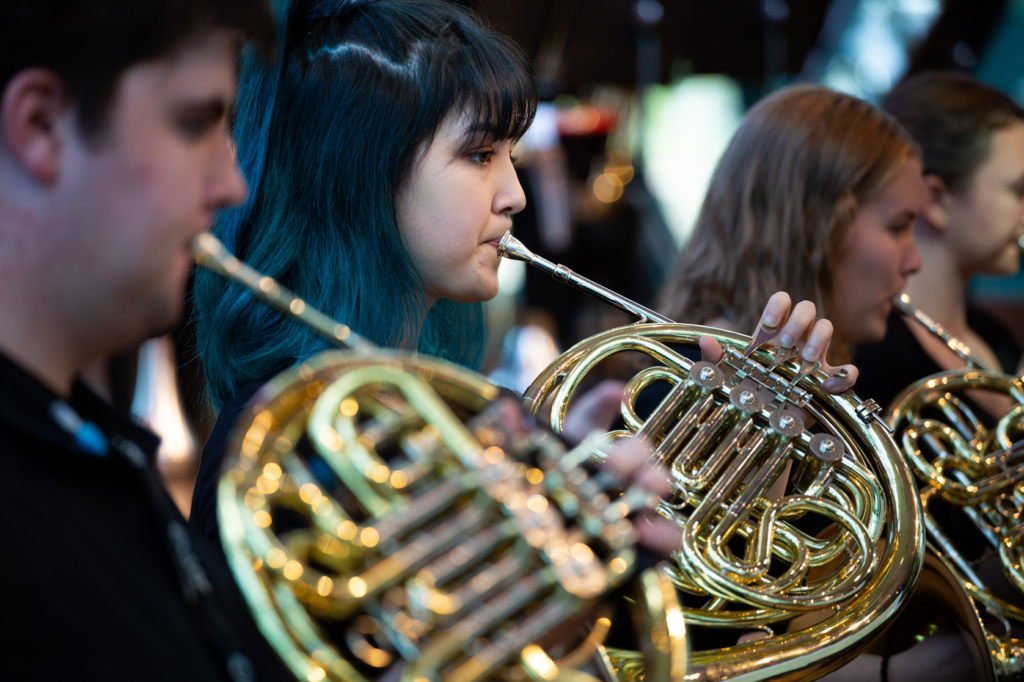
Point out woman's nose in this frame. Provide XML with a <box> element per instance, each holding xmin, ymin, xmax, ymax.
<box><xmin>494</xmin><ymin>156</ymin><xmax>526</xmax><ymax>216</ymax></box>
<box><xmin>903</xmin><ymin>235</ymin><xmax>922</xmax><ymax>276</ymax></box>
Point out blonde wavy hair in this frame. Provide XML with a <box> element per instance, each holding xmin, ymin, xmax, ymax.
<box><xmin>658</xmin><ymin>85</ymin><xmax>919</xmax><ymax>363</ymax></box>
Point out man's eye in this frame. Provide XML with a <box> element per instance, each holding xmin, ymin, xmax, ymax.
<box><xmin>177</xmin><ymin>116</ymin><xmax>216</xmax><ymax>140</ymax></box>
<box><xmin>175</xmin><ymin>109</ymin><xmax>227</xmax><ymax>141</ymax></box>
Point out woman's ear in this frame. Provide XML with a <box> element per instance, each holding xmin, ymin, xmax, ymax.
<box><xmin>0</xmin><ymin>68</ymin><xmax>67</xmax><ymax>185</ymax></box>
<box><xmin>919</xmin><ymin>173</ymin><xmax>951</xmax><ymax>234</ymax></box>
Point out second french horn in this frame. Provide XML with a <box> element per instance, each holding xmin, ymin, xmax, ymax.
<box><xmin>498</xmin><ymin>231</ymin><xmax>925</xmax><ymax>680</ymax></box>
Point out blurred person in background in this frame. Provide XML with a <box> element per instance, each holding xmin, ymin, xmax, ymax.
<box><xmin>0</xmin><ymin>1</ymin><xmax>295</xmax><ymax>680</ymax></box>
<box><xmin>849</xmin><ymin>72</ymin><xmax>1024</xmax><ymax>682</ymax></box>
<box><xmin>855</xmin><ymin>72</ymin><xmax>1024</xmax><ymax>416</ymax></box>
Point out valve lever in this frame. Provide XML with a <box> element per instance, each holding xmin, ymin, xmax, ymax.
<box><xmin>743</xmin><ymin>320</ymin><xmax>782</xmax><ymax>358</ymax></box>
<box><xmin>767</xmin><ymin>344</ymin><xmax>799</xmax><ymax>372</ymax></box>
<box><xmin>794</xmin><ymin>357</ymin><xmax>822</xmax><ymax>384</ymax></box>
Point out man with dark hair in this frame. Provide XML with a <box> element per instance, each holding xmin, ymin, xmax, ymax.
<box><xmin>0</xmin><ymin>2</ymin><xmax>292</xmax><ymax>680</ymax></box>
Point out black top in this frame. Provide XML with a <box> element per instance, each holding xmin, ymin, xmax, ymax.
<box><xmin>191</xmin><ymin>382</ymin><xmax>262</xmax><ymax>542</ymax></box>
<box><xmin>0</xmin><ymin>353</ymin><xmax>290</xmax><ymax>682</ymax></box>
<box><xmin>853</xmin><ymin>307</ymin><xmax>1022</xmax><ymax>413</ymax></box>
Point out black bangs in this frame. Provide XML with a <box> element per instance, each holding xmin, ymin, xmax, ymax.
<box><xmin>441</xmin><ymin>17</ymin><xmax>537</xmax><ymax>148</ymax></box>
<box><xmin>296</xmin><ymin>0</ymin><xmax>537</xmax><ymax>156</ymax></box>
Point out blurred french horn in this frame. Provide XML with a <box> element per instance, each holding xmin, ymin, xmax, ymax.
<box><xmin>192</xmin><ymin>233</ymin><xmax>687</xmax><ymax>682</ymax></box>
<box><xmin>498</xmin><ymin>231</ymin><xmax>925</xmax><ymax>681</ymax></box>
<box><xmin>887</xmin><ymin>293</ymin><xmax>1024</xmax><ymax>680</ymax></box>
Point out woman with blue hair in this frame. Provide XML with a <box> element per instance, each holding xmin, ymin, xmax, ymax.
<box><xmin>189</xmin><ymin>0</ymin><xmax>848</xmax><ymax>550</ymax></box>
<box><xmin>191</xmin><ymin>0</ymin><xmax>559</xmax><ymax>540</ymax></box>
<box><xmin>194</xmin><ymin>0</ymin><xmax>531</xmax><ymax>409</ymax></box>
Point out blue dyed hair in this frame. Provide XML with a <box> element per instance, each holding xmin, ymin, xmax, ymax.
<box><xmin>194</xmin><ymin>0</ymin><xmax>536</xmax><ymax>409</ymax></box>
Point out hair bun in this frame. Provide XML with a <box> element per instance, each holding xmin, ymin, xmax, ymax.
<box><xmin>306</xmin><ymin>0</ymin><xmax>377</xmax><ymax>20</ymax></box>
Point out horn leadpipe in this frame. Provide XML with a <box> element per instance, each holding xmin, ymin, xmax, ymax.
<box><xmin>192</xmin><ymin>233</ymin><xmax>374</xmax><ymax>354</ymax></box>
<box><xmin>892</xmin><ymin>293</ymin><xmax>999</xmax><ymax>373</ymax></box>
<box><xmin>497</xmin><ymin>231</ymin><xmax>674</xmax><ymax>324</ymax></box>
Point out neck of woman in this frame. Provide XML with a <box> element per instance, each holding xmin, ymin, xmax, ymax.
<box><xmin>903</xmin><ymin>238</ymin><xmax>969</xmax><ymax>334</ymax></box>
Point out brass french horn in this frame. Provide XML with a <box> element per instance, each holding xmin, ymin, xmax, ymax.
<box><xmin>498</xmin><ymin>232</ymin><xmax>925</xmax><ymax>680</ymax></box>
<box><xmin>192</xmin><ymin>234</ymin><xmax>686</xmax><ymax>682</ymax></box>
<box><xmin>887</xmin><ymin>293</ymin><xmax>1024</xmax><ymax>680</ymax></box>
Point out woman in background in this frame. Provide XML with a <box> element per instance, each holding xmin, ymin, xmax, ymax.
<box><xmin>855</xmin><ymin>72</ymin><xmax>1024</xmax><ymax>414</ymax></box>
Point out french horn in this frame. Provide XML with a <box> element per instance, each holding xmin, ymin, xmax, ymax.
<box><xmin>887</xmin><ymin>293</ymin><xmax>1024</xmax><ymax>680</ymax></box>
<box><xmin>192</xmin><ymin>233</ymin><xmax>687</xmax><ymax>682</ymax></box>
<box><xmin>498</xmin><ymin>231</ymin><xmax>925</xmax><ymax>680</ymax></box>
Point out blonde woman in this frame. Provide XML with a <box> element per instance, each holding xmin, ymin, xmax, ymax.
<box><xmin>856</xmin><ymin>72</ymin><xmax>1024</xmax><ymax>415</ymax></box>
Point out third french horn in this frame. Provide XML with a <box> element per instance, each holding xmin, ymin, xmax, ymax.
<box><xmin>498</xmin><ymin>231</ymin><xmax>924</xmax><ymax>680</ymax></box>
<box><xmin>888</xmin><ymin>293</ymin><xmax>1024</xmax><ymax>680</ymax></box>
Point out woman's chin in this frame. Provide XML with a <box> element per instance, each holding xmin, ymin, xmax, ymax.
<box><xmin>862</xmin><ymin>318</ymin><xmax>889</xmax><ymax>346</ymax></box>
<box><xmin>477</xmin><ymin>274</ymin><xmax>501</xmax><ymax>301</ymax></box>
<box><xmin>845</xmin><ymin>314</ymin><xmax>887</xmax><ymax>348</ymax></box>
<box><xmin>444</xmin><ymin>282</ymin><xmax>499</xmax><ymax>304</ymax></box>
<box><xmin>481</xmin><ymin>282</ymin><xmax>500</xmax><ymax>301</ymax></box>
<box><xmin>985</xmin><ymin>248</ymin><xmax>1022</xmax><ymax>276</ymax></box>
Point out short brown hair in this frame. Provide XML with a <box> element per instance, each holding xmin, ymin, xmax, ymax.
<box><xmin>0</xmin><ymin>0</ymin><xmax>277</xmax><ymax>137</ymax></box>
<box><xmin>659</xmin><ymin>85</ymin><xmax>919</xmax><ymax>362</ymax></box>
<box><xmin>884</xmin><ymin>71</ymin><xmax>1024</xmax><ymax>193</ymax></box>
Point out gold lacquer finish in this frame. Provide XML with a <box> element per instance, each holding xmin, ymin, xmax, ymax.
<box><xmin>889</xmin><ymin>358</ymin><xmax>1024</xmax><ymax>679</ymax></box>
<box><xmin>499</xmin><ymin>231</ymin><xmax>925</xmax><ymax>681</ymax></box>
<box><xmin>193</xmin><ymin>234</ymin><xmax>687</xmax><ymax>682</ymax></box>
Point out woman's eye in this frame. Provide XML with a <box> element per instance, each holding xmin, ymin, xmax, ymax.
<box><xmin>468</xmin><ymin>150</ymin><xmax>495</xmax><ymax>165</ymax></box>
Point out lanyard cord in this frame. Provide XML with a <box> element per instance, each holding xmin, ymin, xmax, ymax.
<box><xmin>109</xmin><ymin>434</ymin><xmax>258</xmax><ymax>682</ymax></box>
<box><xmin>51</xmin><ymin>399</ymin><xmax>259</xmax><ymax>682</ymax></box>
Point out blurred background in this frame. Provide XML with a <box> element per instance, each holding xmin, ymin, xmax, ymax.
<box><xmin>101</xmin><ymin>0</ymin><xmax>1024</xmax><ymax>514</ymax></box>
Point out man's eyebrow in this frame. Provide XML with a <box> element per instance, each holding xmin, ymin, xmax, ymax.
<box><xmin>171</xmin><ymin>96</ymin><xmax>232</xmax><ymax>120</ymax></box>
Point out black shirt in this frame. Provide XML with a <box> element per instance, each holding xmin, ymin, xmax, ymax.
<box><xmin>854</xmin><ymin>307</ymin><xmax>1022</xmax><ymax>413</ymax></box>
<box><xmin>0</xmin><ymin>353</ymin><xmax>291</xmax><ymax>682</ymax></box>
<box><xmin>191</xmin><ymin>381</ymin><xmax>262</xmax><ymax>542</ymax></box>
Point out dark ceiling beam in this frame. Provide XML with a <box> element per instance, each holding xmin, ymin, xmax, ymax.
<box><xmin>906</xmin><ymin>0</ymin><xmax>1008</xmax><ymax>75</ymax></box>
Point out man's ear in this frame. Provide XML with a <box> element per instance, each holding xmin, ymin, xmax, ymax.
<box><xmin>920</xmin><ymin>173</ymin><xmax>952</xmax><ymax>233</ymax></box>
<box><xmin>0</xmin><ymin>69</ymin><xmax>69</xmax><ymax>184</ymax></box>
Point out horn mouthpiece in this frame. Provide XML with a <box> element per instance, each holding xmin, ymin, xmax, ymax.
<box><xmin>497</xmin><ymin>231</ymin><xmax>534</xmax><ymax>263</ymax></box>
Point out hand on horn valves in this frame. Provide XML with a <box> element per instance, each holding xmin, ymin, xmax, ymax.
<box><xmin>699</xmin><ymin>291</ymin><xmax>859</xmax><ymax>395</ymax></box>
<box><xmin>600</xmin><ymin>436</ymin><xmax>682</xmax><ymax>557</ymax></box>
<box><xmin>493</xmin><ymin>398</ymin><xmax>680</xmax><ymax>557</ymax></box>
